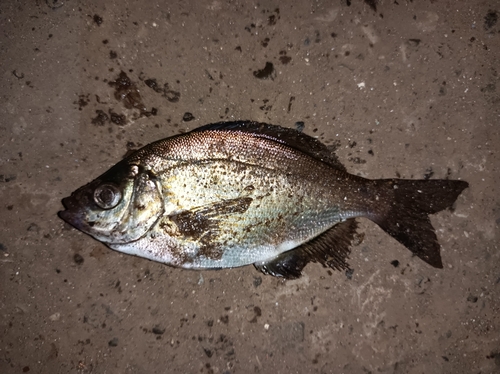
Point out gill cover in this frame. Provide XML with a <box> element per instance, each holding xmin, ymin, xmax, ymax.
<box><xmin>59</xmin><ymin>160</ymin><xmax>164</xmax><ymax>244</ymax></box>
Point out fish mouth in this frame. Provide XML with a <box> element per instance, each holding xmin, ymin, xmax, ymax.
<box><xmin>58</xmin><ymin>195</ymin><xmax>91</xmax><ymax>232</ymax></box>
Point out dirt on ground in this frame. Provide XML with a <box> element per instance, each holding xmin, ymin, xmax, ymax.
<box><xmin>0</xmin><ymin>1</ymin><xmax>499</xmax><ymax>373</ymax></box>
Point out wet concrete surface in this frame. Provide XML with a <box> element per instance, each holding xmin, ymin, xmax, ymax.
<box><xmin>1</xmin><ymin>1</ymin><xmax>499</xmax><ymax>373</ymax></box>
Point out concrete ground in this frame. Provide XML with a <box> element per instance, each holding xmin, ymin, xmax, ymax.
<box><xmin>1</xmin><ymin>1</ymin><xmax>498</xmax><ymax>373</ymax></box>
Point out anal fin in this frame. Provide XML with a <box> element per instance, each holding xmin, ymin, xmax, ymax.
<box><xmin>254</xmin><ymin>219</ymin><xmax>359</xmax><ymax>279</ymax></box>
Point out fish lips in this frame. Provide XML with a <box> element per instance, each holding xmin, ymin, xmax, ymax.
<box><xmin>59</xmin><ymin>195</ymin><xmax>90</xmax><ymax>232</ymax></box>
<box><xmin>58</xmin><ymin>183</ymin><xmax>99</xmax><ymax>234</ymax></box>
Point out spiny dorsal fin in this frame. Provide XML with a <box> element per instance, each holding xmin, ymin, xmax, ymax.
<box><xmin>191</xmin><ymin>121</ymin><xmax>346</xmax><ymax>171</ymax></box>
<box><xmin>254</xmin><ymin>219</ymin><xmax>359</xmax><ymax>279</ymax></box>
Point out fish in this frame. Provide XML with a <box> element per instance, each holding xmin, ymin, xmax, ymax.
<box><xmin>59</xmin><ymin>121</ymin><xmax>468</xmax><ymax>279</ymax></box>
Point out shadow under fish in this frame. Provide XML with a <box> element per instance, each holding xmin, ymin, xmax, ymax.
<box><xmin>59</xmin><ymin>121</ymin><xmax>468</xmax><ymax>279</ymax></box>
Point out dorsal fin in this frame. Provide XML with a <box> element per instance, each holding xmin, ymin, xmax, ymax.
<box><xmin>254</xmin><ymin>219</ymin><xmax>359</xmax><ymax>279</ymax></box>
<box><xmin>191</xmin><ymin>121</ymin><xmax>346</xmax><ymax>171</ymax></box>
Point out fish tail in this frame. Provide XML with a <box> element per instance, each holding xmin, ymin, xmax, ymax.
<box><xmin>370</xmin><ymin>179</ymin><xmax>468</xmax><ymax>268</ymax></box>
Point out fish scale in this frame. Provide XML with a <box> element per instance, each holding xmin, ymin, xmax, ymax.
<box><xmin>154</xmin><ymin>160</ymin><xmax>345</xmax><ymax>265</ymax></box>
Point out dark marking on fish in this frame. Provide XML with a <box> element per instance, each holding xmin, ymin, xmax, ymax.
<box><xmin>169</xmin><ymin>197</ymin><xmax>254</xmax><ymax>260</ymax></box>
<box><xmin>170</xmin><ymin>211</ymin><xmax>212</xmax><ymax>240</ymax></box>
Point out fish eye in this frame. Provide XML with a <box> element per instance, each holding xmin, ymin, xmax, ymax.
<box><xmin>93</xmin><ymin>183</ymin><xmax>122</xmax><ymax>209</ymax></box>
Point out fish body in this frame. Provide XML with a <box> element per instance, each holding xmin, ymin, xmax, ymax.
<box><xmin>59</xmin><ymin>121</ymin><xmax>468</xmax><ymax>278</ymax></box>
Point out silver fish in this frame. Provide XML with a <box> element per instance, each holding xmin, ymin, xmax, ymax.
<box><xmin>59</xmin><ymin>121</ymin><xmax>468</xmax><ymax>278</ymax></box>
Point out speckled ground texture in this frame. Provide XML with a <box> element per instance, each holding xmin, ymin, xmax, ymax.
<box><xmin>1</xmin><ymin>1</ymin><xmax>499</xmax><ymax>373</ymax></box>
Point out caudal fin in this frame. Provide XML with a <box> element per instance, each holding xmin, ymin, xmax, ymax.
<box><xmin>372</xmin><ymin>179</ymin><xmax>468</xmax><ymax>268</ymax></box>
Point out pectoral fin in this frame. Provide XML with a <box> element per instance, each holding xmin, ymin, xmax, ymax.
<box><xmin>169</xmin><ymin>197</ymin><xmax>253</xmax><ymax>239</ymax></box>
<box><xmin>167</xmin><ymin>197</ymin><xmax>253</xmax><ymax>260</ymax></box>
<box><xmin>254</xmin><ymin>219</ymin><xmax>359</xmax><ymax>279</ymax></box>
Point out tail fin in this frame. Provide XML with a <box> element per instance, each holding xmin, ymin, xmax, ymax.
<box><xmin>371</xmin><ymin>179</ymin><xmax>468</xmax><ymax>268</ymax></box>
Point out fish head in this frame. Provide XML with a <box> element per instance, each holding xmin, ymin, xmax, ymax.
<box><xmin>59</xmin><ymin>160</ymin><xmax>164</xmax><ymax>245</ymax></box>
